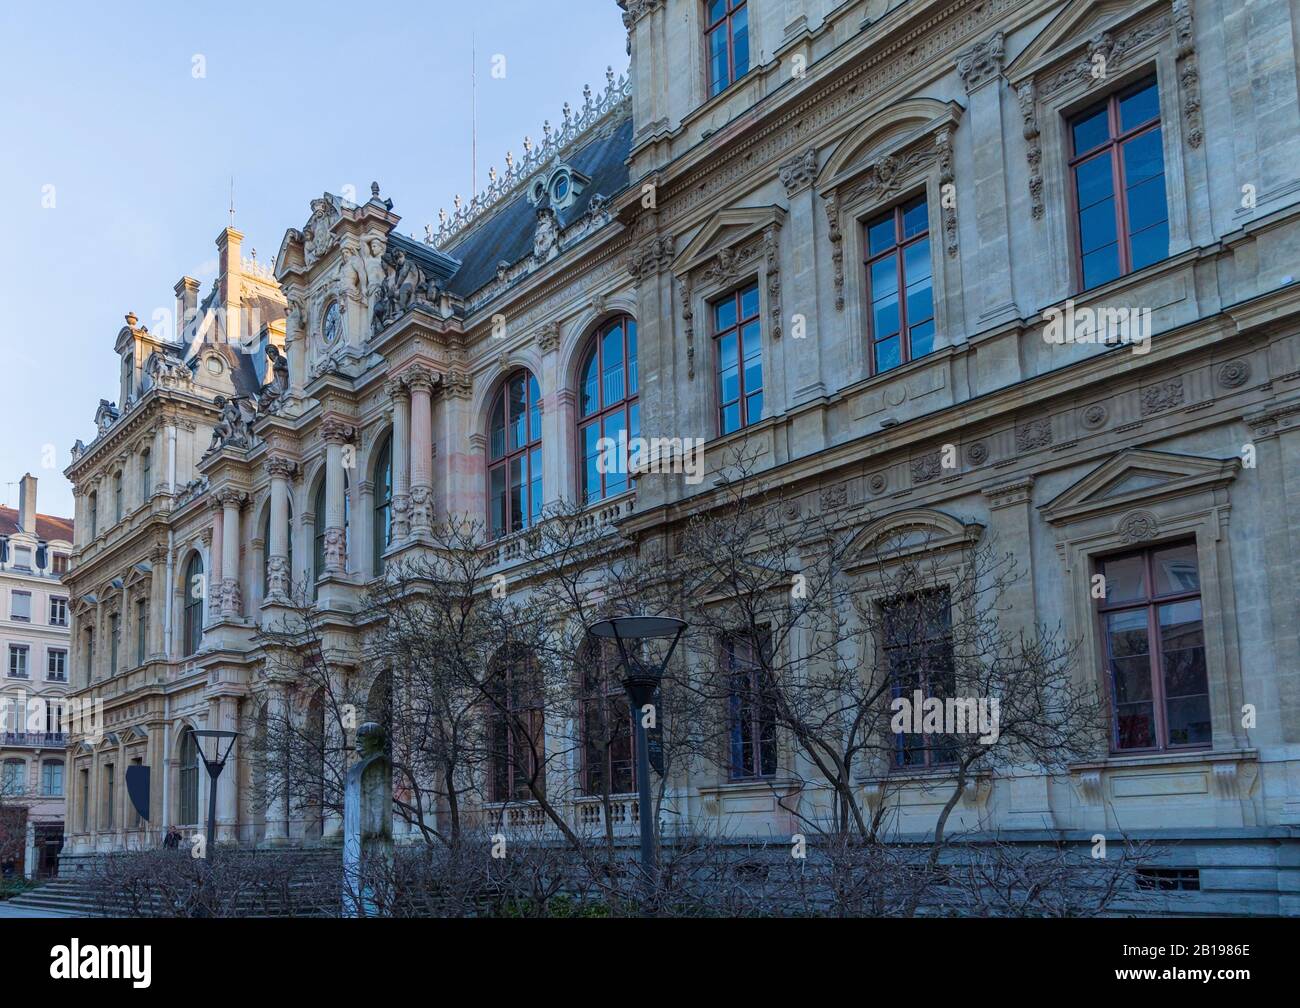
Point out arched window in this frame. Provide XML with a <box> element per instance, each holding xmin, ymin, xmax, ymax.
<box><xmin>372</xmin><ymin>433</ymin><xmax>393</xmax><ymax>572</ymax></box>
<box><xmin>578</xmin><ymin>316</ymin><xmax>639</xmax><ymax>504</ymax></box>
<box><xmin>182</xmin><ymin>553</ymin><xmax>204</xmax><ymax>656</ymax></box>
<box><xmin>261</xmin><ymin>501</ymin><xmax>293</xmax><ymax>595</ymax></box>
<box><xmin>312</xmin><ymin>475</ymin><xmax>350</xmax><ymax>593</ymax></box>
<box><xmin>487</xmin><ymin>370</ymin><xmax>542</xmax><ymax>539</ymax></box>
<box><xmin>140</xmin><ymin>448</ymin><xmax>152</xmax><ymax>502</ymax></box>
<box><xmin>487</xmin><ymin>648</ymin><xmax>544</xmax><ymax>802</ymax></box>
<box><xmin>178</xmin><ymin>728</ymin><xmax>198</xmax><ymax>825</ymax></box>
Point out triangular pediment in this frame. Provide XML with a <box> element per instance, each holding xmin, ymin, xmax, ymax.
<box><xmin>1005</xmin><ymin>0</ymin><xmax>1167</xmax><ymax>84</ymax></box>
<box><xmin>1040</xmin><ymin>449</ymin><xmax>1240</xmax><ymax>524</ymax></box>
<box><xmin>672</xmin><ymin>205</ymin><xmax>786</xmax><ymax>278</ymax></box>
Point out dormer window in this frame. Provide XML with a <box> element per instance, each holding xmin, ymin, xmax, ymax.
<box><xmin>528</xmin><ymin>166</ymin><xmax>587</xmax><ymax>211</ymax></box>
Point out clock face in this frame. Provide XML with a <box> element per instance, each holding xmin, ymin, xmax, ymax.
<box><xmin>322</xmin><ymin>302</ymin><xmax>341</xmax><ymax>345</ymax></box>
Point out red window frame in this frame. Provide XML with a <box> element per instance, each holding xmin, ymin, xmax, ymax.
<box><xmin>863</xmin><ymin>195</ymin><xmax>934</xmax><ymax>376</ymax></box>
<box><xmin>1095</xmin><ymin>541</ymin><xmax>1210</xmax><ymax>753</ymax></box>
<box><xmin>488</xmin><ymin>650</ymin><xmax>545</xmax><ymax>803</ymax></box>
<box><xmin>725</xmin><ymin>633</ymin><xmax>777</xmax><ymax>780</ymax></box>
<box><xmin>577</xmin><ymin>316</ymin><xmax>639</xmax><ymax>505</ymax></box>
<box><xmin>1067</xmin><ymin>75</ymin><xmax>1166</xmax><ymax>291</ymax></box>
<box><xmin>882</xmin><ymin>588</ymin><xmax>956</xmax><ymax>770</ymax></box>
<box><xmin>713</xmin><ymin>282</ymin><xmax>763</xmax><ymax>435</ymax></box>
<box><xmin>578</xmin><ymin>641</ymin><xmax>637</xmax><ymax>797</ymax></box>
<box><xmin>487</xmin><ymin>369</ymin><xmax>542</xmax><ymax>540</ymax></box>
<box><xmin>705</xmin><ymin>0</ymin><xmax>749</xmax><ymax>97</ymax></box>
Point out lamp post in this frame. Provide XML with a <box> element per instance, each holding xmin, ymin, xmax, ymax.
<box><xmin>192</xmin><ymin>729</ymin><xmax>240</xmax><ymax>854</ymax></box>
<box><xmin>585</xmin><ymin>615</ymin><xmax>686</xmax><ymax>907</ymax></box>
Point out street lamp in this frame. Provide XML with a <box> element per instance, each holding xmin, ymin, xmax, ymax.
<box><xmin>585</xmin><ymin>615</ymin><xmax>686</xmax><ymax>905</ymax></box>
<box><xmin>192</xmin><ymin>729</ymin><xmax>240</xmax><ymax>853</ymax></box>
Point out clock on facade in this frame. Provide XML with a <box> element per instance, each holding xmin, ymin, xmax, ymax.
<box><xmin>322</xmin><ymin>301</ymin><xmax>341</xmax><ymax>345</ymax></box>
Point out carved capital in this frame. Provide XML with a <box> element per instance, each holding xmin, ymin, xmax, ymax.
<box><xmin>404</xmin><ymin>365</ymin><xmax>441</xmax><ymax>395</ymax></box>
<box><xmin>384</xmin><ymin>375</ymin><xmax>409</xmax><ymax>399</ymax></box>
<box><xmin>956</xmin><ymin>30</ymin><xmax>1005</xmax><ymax>93</ymax></box>
<box><xmin>320</xmin><ymin>418</ymin><xmax>356</xmax><ymax>445</ymax></box>
<box><xmin>215</xmin><ymin>488</ymin><xmax>247</xmax><ymax>510</ymax></box>
<box><xmin>778</xmin><ymin>146</ymin><xmax>818</xmax><ymax>196</ymax></box>
<box><xmin>537</xmin><ymin>321</ymin><xmax>561</xmax><ymax>354</ymax></box>
<box><xmin>264</xmin><ymin>455</ymin><xmax>299</xmax><ymax>481</ymax></box>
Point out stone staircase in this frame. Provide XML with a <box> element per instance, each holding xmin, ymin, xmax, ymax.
<box><xmin>3</xmin><ymin>877</ymin><xmax>101</xmax><ymax>916</ymax></box>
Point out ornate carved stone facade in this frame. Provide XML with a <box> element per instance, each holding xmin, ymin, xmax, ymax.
<box><xmin>56</xmin><ymin>0</ymin><xmax>1300</xmax><ymax>914</ymax></box>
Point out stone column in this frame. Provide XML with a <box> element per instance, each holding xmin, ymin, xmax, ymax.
<box><xmin>149</xmin><ymin>544</ymin><xmax>168</xmax><ymax>658</ymax></box>
<box><xmin>208</xmin><ymin>500</ymin><xmax>224</xmax><ymax>618</ymax></box>
<box><xmin>386</xmin><ymin>377</ymin><xmax>411</xmax><ymax>543</ymax></box>
<box><xmin>217</xmin><ymin>489</ymin><xmax>245</xmax><ymax>619</ymax></box>
<box><xmin>265</xmin><ymin>457</ymin><xmax>297</xmax><ymax>601</ymax></box>
<box><xmin>213</xmin><ymin>695</ymin><xmax>241</xmax><ymax>843</ymax></box>
<box><xmin>263</xmin><ymin>679</ymin><xmax>290</xmax><ymax>843</ymax></box>
<box><xmin>955</xmin><ymin>31</ymin><xmax>1018</xmax><ymax>328</ymax></box>
<box><xmin>406</xmin><ymin>366</ymin><xmax>437</xmax><ymax>538</ymax></box>
<box><xmin>321</xmin><ymin>419</ymin><xmax>354</xmax><ymax>575</ymax></box>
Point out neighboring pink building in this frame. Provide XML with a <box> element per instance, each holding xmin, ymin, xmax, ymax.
<box><xmin>0</xmin><ymin>473</ymin><xmax>73</xmax><ymax>879</ymax></box>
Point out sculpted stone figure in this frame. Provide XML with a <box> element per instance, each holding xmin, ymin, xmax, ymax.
<box><xmin>259</xmin><ymin>344</ymin><xmax>289</xmax><ymax>408</ymax></box>
<box><xmin>209</xmin><ymin>395</ymin><xmax>239</xmax><ymax>451</ymax></box>
<box><xmin>337</xmin><ymin>237</ymin><xmax>367</xmax><ymax>304</ymax></box>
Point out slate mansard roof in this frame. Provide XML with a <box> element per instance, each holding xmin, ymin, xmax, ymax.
<box><xmin>436</xmin><ymin>115</ymin><xmax>633</xmax><ymax>299</ymax></box>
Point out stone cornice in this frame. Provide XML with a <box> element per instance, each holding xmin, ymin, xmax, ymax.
<box><xmin>640</xmin><ymin>0</ymin><xmax>1033</xmax><ymax>234</ymax></box>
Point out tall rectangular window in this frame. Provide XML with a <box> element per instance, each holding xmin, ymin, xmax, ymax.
<box><xmin>714</xmin><ymin>282</ymin><xmax>762</xmax><ymax>435</ymax></box>
<box><xmin>1097</xmin><ymin>541</ymin><xmax>1209</xmax><ymax>751</ymax></box>
<box><xmin>1069</xmin><ymin>75</ymin><xmax>1168</xmax><ymax>290</ymax></box>
<box><xmin>47</xmin><ymin>649</ymin><xmax>66</xmax><ymax>682</ymax></box>
<box><xmin>104</xmin><ymin>764</ymin><xmax>115</xmax><ymax>831</ymax></box>
<box><xmin>705</xmin><ymin>0</ymin><xmax>749</xmax><ymax>97</ymax></box>
<box><xmin>865</xmin><ymin>195</ymin><xmax>934</xmax><ymax>375</ymax></box>
<box><xmin>2</xmin><ymin>760</ymin><xmax>25</xmax><ymax>796</ymax></box>
<box><xmin>725</xmin><ymin>633</ymin><xmax>777</xmax><ymax>779</ymax></box>
<box><xmin>49</xmin><ymin>596</ymin><xmax>67</xmax><ymax>626</ymax></box>
<box><xmin>580</xmin><ymin>642</ymin><xmax>636</xmax><ymax>796</ymax></box>
<box><xmin>84</xmin><ymin>630</ymin><xmax>95</xmax><ymax>681</ymax></box>
<box><xmin>135</xmin><ymin>599</ymin><xmax>148</xmax><ymax>665</ymax></box>
<box><xmin>80</xmin><ymin>768</ymin><xmax>89</xmax><ymax>831</ymax></box>
<box><xmin>488</xmin><ymin>652</ymin><xmax>545</xmax><ymax>803</ymax></box>
<box><xmin>8</xmin><ymin>645</ymin><xmax>29</xmax><ymax>679</ymax></box>
<box><xmin>41</xmin><ymin>761</ymin><xmax>63</xmax><ymax>797</ymax></box>
<box><xmin>109</xmin><ymin>613</ymin><xmax>120</xmax><ymax>676</ymax></box>
<box><xmin>10</xmin><ymin>590</ymin><xmax>31</xmax><ymax>622</ymax></box>
<box><xmin>883</xmin><ymin>589</ymin><xmax>956</xmax><ymax>768</ymax></box>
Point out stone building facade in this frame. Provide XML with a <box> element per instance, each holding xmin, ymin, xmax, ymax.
<box><xmin>0</xmin><ymin>474</ymin><xmax>73</xmax><ymax>878</ymax></box>
<box><xmin>61</xmin><ymin>0</ymin><xmax>1300</xmax><ymax>913</ymax></box>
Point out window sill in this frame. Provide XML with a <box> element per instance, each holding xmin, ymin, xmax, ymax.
<box><xmin>1071</xmin><ymin>746</ymin><xmax>1255</xmax><ymax>772</ymax></box>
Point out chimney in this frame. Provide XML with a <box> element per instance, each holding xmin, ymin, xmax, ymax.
<box><xmin>17</xmin><ymin>473</ymin><xmax>37</xmax><ymax>534</ymax></box>
<box><xmin>174</xmin><ymin>276</ymin><xmax>199</xmax><ymax>343</ymax></box>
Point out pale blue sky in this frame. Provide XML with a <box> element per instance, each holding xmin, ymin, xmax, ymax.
<box><xmin>0</xmin><ymin>0</ymin><xmax>628</xmax><ymax>519</ymax></box>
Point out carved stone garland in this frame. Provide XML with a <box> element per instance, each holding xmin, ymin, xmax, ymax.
<box><xmin>1017</xmin><ymin>7</ymin><xmax>1200</xmax><ymax>226</ymax></box>
<box><xmin>821</xmin><ymin>126</ymin><xmax>959</xmax><ymax>311</ymax></box>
